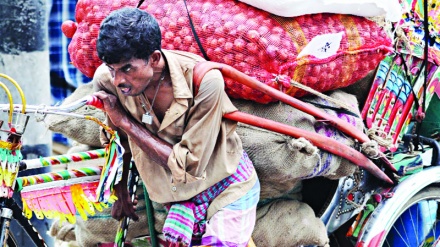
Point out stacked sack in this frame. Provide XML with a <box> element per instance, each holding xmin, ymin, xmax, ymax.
<box><xmin>62</xmin><ymin>0</ymin><xmax>393</xmax><ymax>103</ymax></box>
<box><xmin>234</xmin><ymin>90</ymin><xmax>364</xmax><ymax>201</ymax></box>
<box><xmin>236</xmin><ymin>89</ymin><xmax>363</xmax><ymax>247</ymax></box>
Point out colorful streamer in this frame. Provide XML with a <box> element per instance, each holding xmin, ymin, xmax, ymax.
<box><xmin>0</xmin><ymin>139</ymin><xmax>23</xmax><ymax>198</ymax></box>
<box><xmin>19</xmin><ymin>128</ymin><xmax>125</xmax><ymax>222</ymax></box>
<box><xmin>0</xmin><ymin>74</ymin><xmax>124</xmax><ymax>223</ymax></box>
<box><xmin>95</xmin><ymin>131</ymin><xmax>124</xmax><ymax>204</ymax></box>
<box><xmin>21</xmin><ymin>179</ymin><xmax>109</xmax><ymax>224</ymax></box>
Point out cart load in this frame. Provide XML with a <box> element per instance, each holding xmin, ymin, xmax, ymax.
<box><xmin>44</xmin><ymin>0</ymin><xmax>399</xmax><ymax>246</ymax></box>
<box><xmin>62</xmin><ymin>0</ymin><xmax>393</xmax><ymax>103</ymax></box>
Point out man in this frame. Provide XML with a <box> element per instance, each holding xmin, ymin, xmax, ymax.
<box><xmin>92</xmin><ymin>7</ymin><xmax>260</xmax><ymax>246</ymax></box>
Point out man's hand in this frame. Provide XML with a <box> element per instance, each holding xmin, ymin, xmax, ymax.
<box><xmin>111</xmin><ymin>182</ymin><xmax>139</xmax><ymax>221</ymax></box>
<box><xmin>93</xmin><ymin>91</ymin><xmax>129</xmax><ymax>129</ymax></box>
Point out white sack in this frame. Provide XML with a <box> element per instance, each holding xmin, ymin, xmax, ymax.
<box><xmin>239</xmin><ymin>0</ymin><xmax>402</xmax><ymax>22</ymax></box>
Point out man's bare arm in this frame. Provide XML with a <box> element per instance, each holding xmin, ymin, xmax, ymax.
<box><xmin>93</xmin><ymin>90</ymin><xmax>172</xmax><ymax>170</ymax></box>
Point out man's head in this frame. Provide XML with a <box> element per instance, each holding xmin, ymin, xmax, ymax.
<box><xmin>97</xmin><ymin>7</ymin><xmax>161</xmax><ymax>65</ymax></box>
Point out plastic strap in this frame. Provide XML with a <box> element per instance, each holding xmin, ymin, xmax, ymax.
<box><xmin>300</xmin><ymin>99</ymin><xmax>360</xmax><ymax>118</ymax></box>
<box><xmin>136</xmin><ymin>0</ymin><xmax>145</xmax><ymax>8</ymax></box>
<box><xmin>421</xmin><ymin>0</ymin><xmax>428</xmax><ymax>114</ymax></box>
<box><xmin>183</xmin><ymin>0</ymin><xmax>210</xmax><ymax>61</ymax></box>
<box><xmin>399</xmin><ymin>53</ymin><xmax>425</xmax><ymax>113</ymax></box>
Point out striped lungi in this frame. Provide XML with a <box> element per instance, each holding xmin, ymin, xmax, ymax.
<box><xmin>163</xmin><ymin>151</ymin><xmax>259</xmax><ymax>247</ymax></box>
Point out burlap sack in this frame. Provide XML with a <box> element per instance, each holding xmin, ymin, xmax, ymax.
<box><xmin>253</xmin><ymin>199</ymin><xmax>330</xmax><ymax>247</ymax></box>
<box><xmin>232</xmin><ymin>90</ymin><xmax>364</xmax><ymax>200</ymax></box>
<box><xmin>45</xmin><ymin>83</ymin><xmax>105</xmax><ymax>148</ymax></box>
<box><xmin>49</xmin><ymin>219</ymin><xmax>76</xmax><ymax>243</ymax></box>
<box><xmin>340</xmin><ymin>69</ymin><xmax>375</xmax><ymax>110</ymax></box>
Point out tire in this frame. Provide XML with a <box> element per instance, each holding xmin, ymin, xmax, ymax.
<box><xmin>10</xmin><ymin>202</ymin><xmax>48</xmax><ymax>247</ymax></box>
<box><xmin>380</xmin><ymin>185</ymin><xmax>440</xmax><ymax>246</ymax></box>
<box><xmin>5</xmin><ymin>231</ymin><xmax>18</xmax><ymax>247</ymax></box>
<box><xmin>9</xmin><ymin>217</ymin><xmax>47</xmax><ymax>247</ymax></box>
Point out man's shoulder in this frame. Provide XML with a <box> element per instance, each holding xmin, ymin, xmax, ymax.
<box><xmin>94</xmin><ymin>63</ymin><xmax>111</xmax><ymax>79</ymax></box>
<box><xmin>163</xmin><ymin>49</ymin><xmax>206</xmax><ymax>85</ymax></box>
<box><xmin>92</xmin><ymin>63</ymin><xmax>114</xmax><ymax>91</ymax></box>
<box><xmin>163</xmin><ymin>49</ymin><xmax>205</xmax><ymax>63</ymax></box>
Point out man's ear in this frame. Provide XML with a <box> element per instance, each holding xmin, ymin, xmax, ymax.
<box><xmin>150</xmin><ymin>50</ymin><xmax>162</xmax><ymax>66</ymax></box>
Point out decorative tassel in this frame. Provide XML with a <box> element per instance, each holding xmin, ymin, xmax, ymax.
<box><xmin>95</xmin><ymin>131</ymin><xmax>124</xmax><ymax>204</ymax></box>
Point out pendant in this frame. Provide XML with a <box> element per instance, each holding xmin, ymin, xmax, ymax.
<box><xmin>142</xmin><ymin>112</ymin><xmax>153</xmax><ymax>125</ymax></box>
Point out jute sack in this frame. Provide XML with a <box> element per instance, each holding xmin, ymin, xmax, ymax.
<box><xmin>233</xmin><ymin>89</ymin><xmax>364</xmax><ymax>200</ymax></box>
<box><xmin>49</xmin><ymin>219</ymin><xmax>76</xmax><ymax>243</ymax></box>
<box><xmin>45</xmin><ymin>83</ymin><xmax>105</xmax><ymax>148</ymax></box>
<box><xmin>253</xmin><ymin>199</ymin><xmax>330</xmax><ymax>247</ymax></box>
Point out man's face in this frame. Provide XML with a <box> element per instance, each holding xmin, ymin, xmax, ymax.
<box><xmin>106</xmin><ymin>57</ymin><xmax>153</xmax><ymax>96</ymax></box>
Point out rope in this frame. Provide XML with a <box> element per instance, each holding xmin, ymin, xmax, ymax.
<box><xmin>287</xmin><ymin>137</ymin><xmax>318</xmax><ymax>155</ymax></box>
<box><xmin>393</xmin><ymin>24</ymin><xmax>412</xmax><ymax>52</ymax></box>
<box><xmin>84</xmin><ymin>115</ymin><xmax>115</xmax><ymax>136</ymax></box>
<box><xmin>364</xmin><ymin>128</ymin><xmax>393</xmax><ymax>158</ymax></box>
<box><xmin>287</xmin><ymin>137</ymin><xmax>321</xmax><ymax>171</ymax></box>
<box><xmin>289</xmin><ymin>79</ymin><xmax>355</xmax><ymax>113</ymax></box>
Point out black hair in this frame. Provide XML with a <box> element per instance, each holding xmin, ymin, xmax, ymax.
<box><xmin>97</xmin><ymin>7</ymin><xmax>161</xmax><ymax>64</ymax></box>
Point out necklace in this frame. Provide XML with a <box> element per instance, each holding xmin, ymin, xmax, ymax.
<box><xmin>140</xmin><ymin>73</ymin><xmax>165</xmax><ymax>125</ymax></box>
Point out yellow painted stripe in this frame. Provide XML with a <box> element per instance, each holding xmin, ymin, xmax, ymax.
<box><xmin>339</xmin><ymin>15</ymin><xmax>362</xmax><ymax>50</ymax></box>
<box><xmin>271</xmin><ymin>15</ymin><xmax>309</xmax><ymax>93</ymax></box>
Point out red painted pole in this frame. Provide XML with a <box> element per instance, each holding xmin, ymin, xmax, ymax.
<box><xmin>194</xmin><ymin>61</ymin><xmax>395</xmax><ymax>183</ymax></box>
<box><xmin>224</xmin><ymin>111</ymin><xmax>393</xmax><ymax>184</ymax></box>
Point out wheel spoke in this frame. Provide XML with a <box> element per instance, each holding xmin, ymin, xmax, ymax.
<box><xmin>407</xmin><ymin>203</ymin><xmax>416</xmax><ymax>244</ymax></box>
<box><xmin>383</xmin><ymin>187</ymin><xmax>440</xmax><ymax>247</ymax></box>
<box><xmin>435</xmin><ymin>220</ymin><xmax>440</xmax><ymax>247</ymax></box>
<box><xmin>391</xmin><ymin>221</ymin><xmax>410</xmax><ymax>246</ymax></box>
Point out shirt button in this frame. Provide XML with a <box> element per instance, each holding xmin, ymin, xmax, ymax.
<box><xmin>172</xmin><ymin>186</ymin><xmax>177</xmax><ymax>192</ymax></box>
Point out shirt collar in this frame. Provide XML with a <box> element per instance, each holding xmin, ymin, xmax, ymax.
<box><xmin>162</xmin><ymin>50</ymin><xmax>193</xmax><ymax>100</ymax></box>
<box><xmin>158</xmin><ymin>50</ymin><xmax>195</xmax><ymax>131</ymax></box>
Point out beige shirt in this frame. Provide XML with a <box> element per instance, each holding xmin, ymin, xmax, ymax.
<box><xmin>93</xmin><ymin>50</ymin><xmax>257</xmax><ymax>218</ymax></box>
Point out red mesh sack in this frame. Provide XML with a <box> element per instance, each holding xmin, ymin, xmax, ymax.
<box><xmin>63</xmin><ymin>0</ymin><xmax>393</xmax><ymax>103</ymax></box>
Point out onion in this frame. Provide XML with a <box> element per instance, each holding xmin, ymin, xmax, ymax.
<box><xmin>68</xmin><ymin>0</ymin><xmax>391</xmax><ymax>103</ymax></box>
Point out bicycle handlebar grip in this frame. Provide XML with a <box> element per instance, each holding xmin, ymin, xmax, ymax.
<box><xmin>416</xmin><ymin>135</ymin><xmax>440</xmax><ymax>166</ymax></box>
<box><xmin>86</xmin><ymin>95</ymin><xmax>104</xmax><ymax>109</ymax></box>
<box><xmin>404</xmin><ymin>134</ymin><xmax>440</xmax><ymax>166</ymax></box>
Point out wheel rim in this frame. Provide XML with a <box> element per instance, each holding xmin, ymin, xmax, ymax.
<box><xmin>383</xmin><ymin>197</ymin><xmax>440</xmax><ymax>247</ymax></box>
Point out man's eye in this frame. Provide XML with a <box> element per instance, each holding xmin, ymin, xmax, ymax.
<box><xmin>123</xmin><ymin>67</ymin><xmax>131</xmax><ymax>72</ymax></box>
<box><xmin>108</xmin><ymin>68</ymin><xmax>115</xmax><ymax>77</ymax></box>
